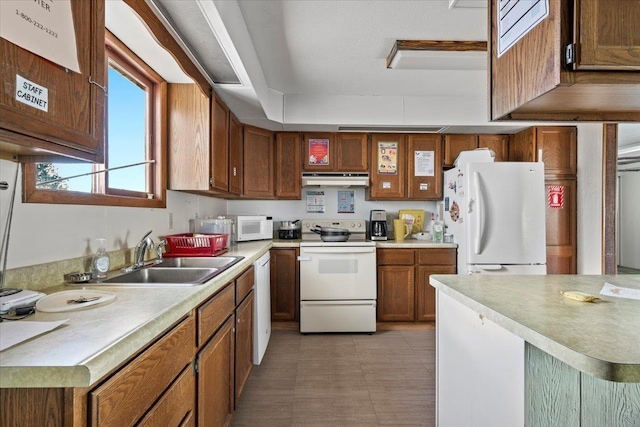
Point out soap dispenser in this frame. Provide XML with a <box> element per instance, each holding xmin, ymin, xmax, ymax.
<box><xmin>92</xmin><ymin>238</ymin><xmax>110</xmax><ymax>280</ymax></box>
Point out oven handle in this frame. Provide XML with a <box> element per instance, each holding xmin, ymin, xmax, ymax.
<box><xmin>298</xmin><ymin>256</ymin><xmax>312</xmax><ymax>261</ymax></box>
<box><xmin>301</xmin><ymin>301</ymin><xmax>377</xmax><ymax>307</ymax></box>
<box><xmin>300</xmin><ymin>247</ymin><xmax>376</xmax><ymax>254</ymax></box>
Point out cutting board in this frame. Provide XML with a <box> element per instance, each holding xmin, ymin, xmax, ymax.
<box><xmin>398</xmin><ymin>209</ymin><xmax>425</xmax><ymax>234</ymax></box>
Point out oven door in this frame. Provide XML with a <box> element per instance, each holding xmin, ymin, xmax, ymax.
<box><xmin>298</xmin><ymin>246</ymin><xmax>376</xmax><ymax>300</ymax></box>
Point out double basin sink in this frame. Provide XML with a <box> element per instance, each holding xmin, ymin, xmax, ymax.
<box><xmin>100</xmin><ymin>256</ymin><xmax>244</xmax><ymax>286</ymax></box>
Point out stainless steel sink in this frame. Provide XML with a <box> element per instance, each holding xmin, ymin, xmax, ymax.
<box><xmin>155</xmin><ymin>256</ymin><xmax>243</xmax><ymax>270</ymax></box>
<box><xmin>102</xmin><ymin>267</ymin><xmax>219</xmax><ymax>286</ymax></box>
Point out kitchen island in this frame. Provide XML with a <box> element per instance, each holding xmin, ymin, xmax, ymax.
<box><xmin>429</xmin><ymin>274</ymin><xmax>640</xmax><ymax>427</ymax></box>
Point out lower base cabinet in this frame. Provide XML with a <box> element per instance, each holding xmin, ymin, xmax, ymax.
<box><xmin>0</xmin><ymin>265</ymin><xmax>256</xmax><ymax>427</ymax></box>
<box><xmin>377</xmin><ymin>248</ymin><xmax>456</xmax><ymax>321</ymax></box>
<box><xmin>270</xmin><ymin>248</ymin><xmax>299</xmax><ymax>321</ymax></box>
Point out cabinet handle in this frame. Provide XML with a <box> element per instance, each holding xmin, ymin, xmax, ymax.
<box><xmin>237</xmin><ymin>318</ymin><xmax>241</xmax><ymax>323</ymax></box>
<box><xmin>233</xmin><ymin>167</ymin><xmax>237</xmax><ymax>176</ymax></box>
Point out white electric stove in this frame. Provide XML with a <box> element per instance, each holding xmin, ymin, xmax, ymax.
<box><xmin>298</xmin><ymin>219</ymin><xmax>376</xmax><ymax>333</ymax></box>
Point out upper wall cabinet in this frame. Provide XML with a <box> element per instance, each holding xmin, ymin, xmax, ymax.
<box><xmin>444</xmin><ymin>134</ymin><xmax>509</xmax><ymax>167</ymax></box>
<box><xmin>369</xmin><ymin>134</ymin><xmax>442</xmax><ymax>201</ymax></box>
<box><xmin>0</xmin><ymin>0</ymin><xmax>105</xmax><ymax>162</ymax></box>
<box><xmin>243</xmin><ymin>126</ymin><xmax>275</xmax><ymax>199</ymax></box>
<box><xmin>210</xmin><ymin>94</ymin><xmax>230</xmax><ymax>193</ymax></box>
<box><xmin>302</xmin><ymin>133</ymin><xmax>368</xmax><ymax>172</ymax></box>
<box><xmin>228</xmin><ymin>113</ymin><xmax>243</xmax><ymax>196</ymax></box>
<box><xmin>489</xmin><ymin>0</ymin><xmax>640</xmax><ymax>121</ymax></box>
<box><xmin>275</xmin><ymin>133</ymin><xmax>302</xmax><ymax>199</ymax></box>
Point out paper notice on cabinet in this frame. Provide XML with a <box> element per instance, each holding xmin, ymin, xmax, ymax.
<box><xmin>0</xmin><ymin>319</ymin><xmax>68</xmax><ymax>352</ymax></box>
<box><xmin>497</xmin><ymin>0</ymin><xmax>549</xmax><ymax>58</ymax></box>
<box><xmin>0</xmin><ymin>0</ymin><xmax>81</xmax><ymax>73</ymax></box>
<box><xmin>414</xmin><ymin>151</ymin><xmax>435</xmax><ymax>177</ymax></box>
<box><xmin>600</xmin><ymin>283</ymin><xmax>640</xmax><ymax>301</ymax></box>
<box><xmin>378</xmin><ymin>142</ymin><xmax>398</xmax><ymax>175</ymax></box>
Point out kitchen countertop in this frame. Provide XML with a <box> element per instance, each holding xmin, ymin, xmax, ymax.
<box><xmin>429</xmin><ymin>274</ymin><xmax>640</xmax><ymax>382</ymax></box>
<box><xmin>0</xmin><ymin>241</ymin><xmax>271</xmax><ymax>389</ymax></box>
<box><xmin>271</xmin><ymin>238</ymin><xmax>456</xmax><ymax>249</ymax></box>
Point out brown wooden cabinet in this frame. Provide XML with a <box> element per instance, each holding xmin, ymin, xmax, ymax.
<box><xmin>211</xmin><ymin>94</ymin><xmax>230</xmax><ymax>192</ymax></box>
<box><xmin>228</xmin><ymin>113</ymin><xmax>243</xmax><ymax>195</ymax></box>
<box><xmin>510</xmin><ymin>126</ymin><xmax>577</xmax><ymax>274</ymax></box>
<box><xmin>275</xmin><ymin>133</ymin><xmax>302</xmax><ymax>199</ymax></box>
<box><xmin>369</xmin><ymin>134</ymin><xmax>443</xmax><ymax>200</ymax></box>
<box><xmin>478</xmin><ymin>134</ymin><xmax>509</xmax><ymax>162</ymax></box>
<box><xmin>407</xmin><ymin>134</ymin><xmax>443</xmax><ymax>199</ymax></box>
<box><xmin>377</xmin><ymin>248</ymin><xmax>456</xmax><ymax>321</ymax></box>
<box><xmin>444</xmin><ymin>134</ymin><xmax>478</xmax><ymax>167</ymax></box>
<box><xmin>90</xmin><ymin>316</ymin><xmax>195</xmax><ymax>426</ymax></box>
<box><xmin>0</xmin><ymin>0</ymin><xmax>105</xmax><ymax>162</ymax></box>
<box><xmin>198</xmin><ymin>315</ymin><xmax>235</xmax><ymax>427</ymax></box>
<box><xmin>270</xmin><ymin>248</ymin><xmax>299</xmax><ymax>321</ymax></box>
<box><xmin>302</xmin><ymin>132</ymin><xmax>368</xmax><ymax>172</ymax></box>
<box><xmin>489</xmin><ymin>0</ymin><xmax>640</xmax><ymax>121</ymax></box>
<box><xmin>243</xmin><ymin>126</ymin><xmax>275</xmax><ymax>199</ymax></box>
<box><xmin>235</xmin><ymin>291</ymin><xmax>254</xmax><ymax>402</ymax></box>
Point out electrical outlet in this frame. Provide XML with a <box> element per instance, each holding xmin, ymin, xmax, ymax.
<box><xmin>169</xmin><ymin>212</ymin><xmax>173</xmax><ymax>229</ymax></box>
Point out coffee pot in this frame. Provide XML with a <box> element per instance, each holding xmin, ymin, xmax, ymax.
<box><xmin>369</xmin><ymin>210</ymin><xmax>388</xmax><ymax>241</ymax></box>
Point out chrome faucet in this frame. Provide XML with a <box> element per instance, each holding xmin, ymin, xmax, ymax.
<box><xmin>121</xmin><ymin>230</ymin><xmax>155</xmax><ymax>273</ymax></box>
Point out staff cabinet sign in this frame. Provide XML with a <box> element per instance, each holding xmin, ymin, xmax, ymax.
<box><xmin>15</xmin><ymin>75</ymin><xmax>48</xmax><ymax>112</ymax></box>
<box><xmin>497</xmin><ymin>0</ymin><xmax>549</xmax><ymax>58</ymax></box>
<box><xmin>0</xmin><ymin>0</ymin><xmax>81</xmax><ymax>73</ymax></box>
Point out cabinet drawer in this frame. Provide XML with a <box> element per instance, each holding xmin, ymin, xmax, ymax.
<box><xmin>236</xmin><ymin>265</ymin><xmax>255</xmax><ymax>305</ymax></box>
<box><xmin>137</xmin><ymin>365</ymin><xmax>195</xmax><ymax>427</ymax></box>
<box><xmin>417</xmin><ymin>249</ymin><xmax>456</xmax><ymax>266</ymax></box>
<box><xmin>90</xmin><ymin>316</ymin><xmax>195</xmax><ymax>427</ymax></box>
<box><xmin>198</xmin><ymin>283</ymin><xmax>234</xmax><ymax>347</ymax></box>
<box><xmin>377</xmin><ymin>249</ymin><xmax>415</xmax><ymax>265</ymax></box>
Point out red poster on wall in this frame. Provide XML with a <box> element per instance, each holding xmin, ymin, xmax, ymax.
<box><xmin>308</xmin><ymin>139</ymin><xmax>329</xmax><ymax>165</ymax></box>
<box><xmin>548</xmin><ymin>185</ymin><xmax>564</xmax><ymax>209</ymax></box>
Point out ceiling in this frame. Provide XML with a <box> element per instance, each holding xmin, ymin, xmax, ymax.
<box><xmin>113</xmin><ymin>0</ymin><xmax>638</xmax><ymax>148</ymax></box>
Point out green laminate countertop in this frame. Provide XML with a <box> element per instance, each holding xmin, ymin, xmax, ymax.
<box><xmin>0</xmin><ymin>241</ymin><xmax>272</xmax><ymax>389</ymax></box>
<box><xmin>429</xmin><ymin>274</ymin><xmax>640</xmax><ymax>383</ymax></box>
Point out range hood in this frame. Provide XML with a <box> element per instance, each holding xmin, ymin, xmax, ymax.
<box><xmin>302</xmin><ymin>172</ymin><xmax>370</xmax><ymax>188</ymax></box>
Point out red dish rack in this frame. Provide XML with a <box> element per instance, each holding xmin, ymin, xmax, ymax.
<box><xmin>162</xmin><ymin>233</ymin><xmax>229</xmax><ymax>257</ymax></box>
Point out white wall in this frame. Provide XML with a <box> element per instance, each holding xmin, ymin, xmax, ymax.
<box><xmin>0</xmin><ymin>160</ymin><xmax>227</xmax><ymax>269</ymax></box>
<box><xmin>228</xmin><ymin>188</ymin><xmax>439</xmax><ymax>230</ymax></box>
<box><xmin>576</xmin><ymin>124</ymin><xmax>604</xmax><ymax>274</ymax></box>
<box><xmin>618</xmin><ymin>171</ymin><xmax>640</xmax><ymax>269</ymax></box>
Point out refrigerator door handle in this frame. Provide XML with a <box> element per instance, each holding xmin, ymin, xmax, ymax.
<box><xmin>474</xmin><ymin>171</ymin><xmax>485</xmax><ymax>255</ymax></box>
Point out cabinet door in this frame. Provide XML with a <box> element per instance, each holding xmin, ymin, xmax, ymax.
<box><xmin>336</xmin><ymin>133</ymin><xmax>368</xmax><ymax>171</ymax></box>
<box><xmin>136</xmin><ymin>366</ymin><xmax>195</xmax><ymax>427</ymax></box>
<box><xmin>243</xmin><ymin>126</ymin><xmax>274</xmax><ymax>198</ymax></box>
<box><xmin>167</xmin><ymin>84</ymin><xmax>210</xmax><ymax>191</ymax></box>
<box><xmin>303</xmin><ymin>132</ymin><xmax>334</xmax><ymax>171</ymax></box>
<box><xmin>198</xmin><ymin>316</ymin><xmax>235</xmax><ymax>427</ymax></box>
<box><xmin>275</xmin><ymin>133</ymin><xmax>302</xmax><ymax>199</ymax></box>
<box><xmin>509</xmin><ymin>128</ymin><xmax>536</xmax><ymax>162</ymax></box>
<box><xmin>536</xmin><ymin>127</ymin><xmax>577</xmax><ymax>176</ymax></box>
<box><xmin>211</xmin><ymin>94</ymin><xmax>230</xmax><ymax>192</ymax></box>
<box><xmin>545</xmin><ymin>178</ymin><xmax>577</xmax><ymax>274</ymax></box>
<box><xmin>377</xmin><ymin>265</ymin><xmax>415</xmax><ymax>321</ymax></box>
<box><xmin>575</xmin><ymin>0</ymin><xmax>640</xmax><ymax>70</ymax></box>
<box><xmin>478</xmin><ymin>135</ymin><xmax>509</xmax><ymax>162</ymax></box>
<box><xmin>235</xmin><ymin>291</ymin><xmax>254</xmax><ymax>402</ymax></box>
<box><xmin>416</xmin><ymin>265</ymin><xmax>455</xmax><ymax>322</ymax></box>
<box><xmin>228</xmin><ymin>113</ymin><xmax>243</xmax><ymax>195</ymax></box>
<box><xmin>0</xmin><ymin>0</ymin><xmax>105</xmax><ymax>161</ymax></box>
<box><xmin>407</xmin><ymin>134</ymin><xmax>442</xmax><ymax>199</ymax></box>
<box><xmin>91</xmin><ymin>317</ymin><xmax>195</xmax><ymax>427</ymax></box>
<box><xmin>444</xmin><ymin>135</ymin><xmax>478</xmax><ymax>167</ymax></box>
<box><xmin>369</xmin><ymin>134</ymin><xmax>406</xmax><ymax>199</ymax></box>
<box><xmin>270</xmin><ymin>248</ymin><xmax>299</xmax><ymax>321</ymax></box>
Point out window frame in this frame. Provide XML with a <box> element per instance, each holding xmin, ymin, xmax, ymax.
<box><xmin>23</xmin><ymin>31</ymin><xmax>167</xmax><ymax>208</ymax></box>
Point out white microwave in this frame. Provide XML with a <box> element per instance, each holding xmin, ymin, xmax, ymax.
<box><xmin>229</xmin><ymin>215</ymin><xmax>273</xmax><ymax>242</ymax></box>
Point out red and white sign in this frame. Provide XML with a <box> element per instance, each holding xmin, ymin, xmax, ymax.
<box><xmin>548</xmin><ymin>185</ymin><xmax>564</xmax><ymax>209</ymax></box>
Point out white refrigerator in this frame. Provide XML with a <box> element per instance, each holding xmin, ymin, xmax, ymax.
<box><xmin>443</xmin><ymin>156</ymin><xmax>547</xmax><ymax>275</ymax></box>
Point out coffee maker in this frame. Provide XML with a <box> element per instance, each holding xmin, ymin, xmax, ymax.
<box><xmin>369</xmin><ymin>210</ymin><xmax>388</xmax><ymax>241</ymax></box>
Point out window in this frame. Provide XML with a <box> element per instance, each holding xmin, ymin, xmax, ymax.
<box><xmin>23</xmin><ymin>31</ymin><xmax>167</xmax><ymax>208</ymax></box>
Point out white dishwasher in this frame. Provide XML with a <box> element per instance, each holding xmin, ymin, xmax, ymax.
<box><xmin>253</xmin><ymin>251</ymin><xmax>271</xmax><ymax>364</ymax></box>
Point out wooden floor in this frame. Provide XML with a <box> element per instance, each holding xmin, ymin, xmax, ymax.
<box><xmin>233</xmin><ymin>324</ymin><xmax>436</xmax><ymax>426</ymax></box>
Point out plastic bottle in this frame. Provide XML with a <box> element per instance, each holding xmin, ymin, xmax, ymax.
<box><xmin>432</xmin><ymin>215</ymin><xmax>444</xmax><ymax>243</ymax></box>
<box><xmin>92</xmin><ymin>238</ymin><xmax>110</xmax><ymax>280</ymax></box>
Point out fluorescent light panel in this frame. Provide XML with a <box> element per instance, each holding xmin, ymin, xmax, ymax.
<box><xmin>387</xmin><ymin>40</ymin><xmax>487</xmax><ymax>70</ymax></box>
